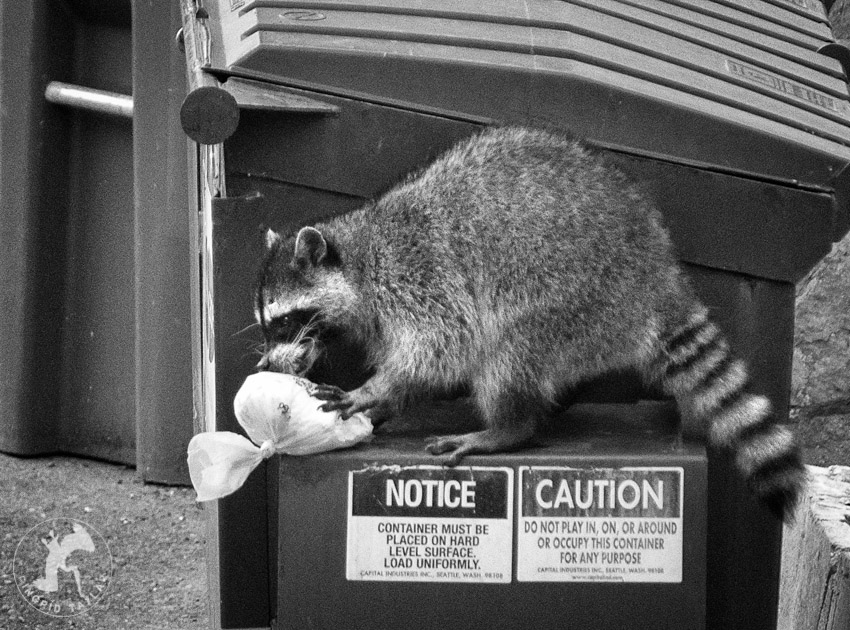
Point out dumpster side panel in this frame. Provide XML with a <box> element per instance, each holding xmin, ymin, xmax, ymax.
<box><xmin>611</xmin><ymin>154</ymin><xmax>836</xmax><ymax>284</ymax></box>
<box><xmin>0</xmin><ymin>2</ymin><xmax>142</xmax><ymax>464</ymax></box>
<box><xmin>57</xmin><ymin>17</ymin><xmax>135</xmax><ymax>464</ymax></box>
<box><xmin>0</xmin><ymin>2</ymin><xmax>74</xmax><ymax>454</ymax></box>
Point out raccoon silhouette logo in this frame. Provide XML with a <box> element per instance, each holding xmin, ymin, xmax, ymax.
<box><xmin>13</xmin><ymin>518</ymin><xmax>112</xmax><ymax>617</ymax></box>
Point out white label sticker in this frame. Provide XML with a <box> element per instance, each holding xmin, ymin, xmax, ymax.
<box><xmin>347</xmin><ymin>466</ymin><xmax>513</xmax><ymax>583</ymax></box>
<box><xmin>517</xmin><ymin>467</ymin><xmax>683</xmax><ymax>583</ymax></box>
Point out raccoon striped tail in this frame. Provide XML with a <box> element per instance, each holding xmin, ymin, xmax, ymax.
<box><xmin>655</xmin><ymin>308</ymin><xmax>805</xmax><ymax>521</ymax></box>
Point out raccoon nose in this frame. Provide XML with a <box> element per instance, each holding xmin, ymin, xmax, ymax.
<box><xmin>256</xmin><ymin>355</ymin><xmax>270</xmax><ymax>371</ymax></box>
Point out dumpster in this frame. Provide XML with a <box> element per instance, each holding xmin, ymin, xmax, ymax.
<box><xmin>179</xmin><ymin>1</ymin><xmax>850</xmax><ymax>628</ymax></box>
<box><xmin>0</xmin><ymin>0</ymin><xmax>196</xmax><ymax>484</ymax></box>
<box><xmin>0</xmin><ymin>1</ymin><xmax>136</xmax><ymax>464</ymax></box>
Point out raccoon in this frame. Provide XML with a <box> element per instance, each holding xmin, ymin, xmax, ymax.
<box><xmin>255</xmin><ymin>126</ymin><xmax>804</xmax><ymax>520</ymax></box>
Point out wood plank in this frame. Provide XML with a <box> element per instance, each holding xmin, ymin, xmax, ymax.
<box><xmin>779</xmin><ymin>465</ymin><xmax>850</xmax><ymax>630</ymax></box>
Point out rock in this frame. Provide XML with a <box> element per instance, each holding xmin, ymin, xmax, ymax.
<box><xmin>791</xmin><ymin>60</ymin><xmax>850</xmax><ymax>466</ymax></box>
<box><xmin>797</xmin><ymin>414</ymin><xmax>850</xmax><ymax>467</ymax></box>
<box><xmin>793</xmin><ymin>231</ymin><xmax>850</xmax><ymax>415</ymax></box>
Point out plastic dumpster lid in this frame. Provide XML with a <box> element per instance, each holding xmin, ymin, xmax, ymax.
<box><xmin>199</xmin><ymin>1</ymin><xmax>850</xmax><ymax>195</ymax></box>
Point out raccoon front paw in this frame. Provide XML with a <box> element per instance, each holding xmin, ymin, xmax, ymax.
<box><xmin>314</xmin><ymin>383</ymin><xmax>380</xmax><ymax>419</ymax></box>
<box><xmin>313</xmin><ymin>383</ymin><xmax>346</xmax><ymax>403</ymax></box>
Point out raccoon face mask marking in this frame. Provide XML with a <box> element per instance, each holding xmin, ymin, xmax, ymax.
<box><xmin>255</xmin><ymin>227</ymin><xmax>356</xmax><ymax>375</ymax></box>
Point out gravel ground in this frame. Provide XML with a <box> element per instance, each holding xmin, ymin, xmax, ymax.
<box><xmin>0</xmin><ymin>454</ymin><xmax>207</xmax><ymax>630</ymax></box>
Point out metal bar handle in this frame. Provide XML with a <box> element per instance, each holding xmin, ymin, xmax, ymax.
<box><xmin>44</xmin><ymin>81</ymin><xmax>133</xmax><ymax>119</ymax></box>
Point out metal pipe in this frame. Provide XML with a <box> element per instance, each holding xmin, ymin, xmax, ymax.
<box><xmin>44</xmin><ymin>81</ymin><xmax>133</xmax><ymax>119</ymax></box>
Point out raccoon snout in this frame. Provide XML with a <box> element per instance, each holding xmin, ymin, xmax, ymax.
<box><xmin>262</xmin><ymin>342</ymin><xmax>317</xmax><ymax>376</ymax></box>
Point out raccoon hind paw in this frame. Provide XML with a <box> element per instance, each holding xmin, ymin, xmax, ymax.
<box><xmin>426</xmin><ymin>426</ymin><xmax>535</xmax><ymax>466</ymax></box>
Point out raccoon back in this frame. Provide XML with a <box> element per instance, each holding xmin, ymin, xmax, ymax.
<box><xmin>326</xmin><ymin>126</ymin><xmax>682</xmax><ymax>343</ymax></box>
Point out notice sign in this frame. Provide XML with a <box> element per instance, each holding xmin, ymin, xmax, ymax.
<box><xmin>347</xmin><ymin>465</ymin><xmax>513</xmax><ymax>583</ymax></box>
<box><xmin>517</xmin><ymin>467</ymin><xmax>683</xmax><ymax>583</ymax></box>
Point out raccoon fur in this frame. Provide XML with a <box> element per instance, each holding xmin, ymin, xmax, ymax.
<box><xmin>255</xmin><ymin>126</ymin><xmax>804</xmax><ymax>520</ymax></box>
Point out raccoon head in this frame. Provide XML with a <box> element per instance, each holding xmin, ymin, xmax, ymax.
<box><xmin>254</xmin><ymin>226</ymin><xmax>357</xmax><ymax>375</ymax></box>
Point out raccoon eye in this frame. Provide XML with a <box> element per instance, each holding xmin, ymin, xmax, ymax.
<box><xmin>264</xmin><ymin>309</ymin><xmax>322</xmax><ymax>341</ymax></box>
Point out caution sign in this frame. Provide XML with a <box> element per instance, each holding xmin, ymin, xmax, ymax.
<box><xmin>347</xmin><ymin>466</ymin><xmax>513</xmax><ymax>583</ymax></box>
<box><xmin>517</xmin><ymin>467</ymin><xmax>683</xmax><ymax>583</ymax></box>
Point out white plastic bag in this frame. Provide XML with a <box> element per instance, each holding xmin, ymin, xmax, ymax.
<box><xmin>187</xmin><ymin>372</ymin><xmax>373</xmax><ymax>501</ymax></box>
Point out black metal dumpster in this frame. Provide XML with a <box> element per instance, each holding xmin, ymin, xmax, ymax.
<box><xmin>0</xmin><ymin>0</ymin><xmax>196</xmax><ymax>485</ymax></box>
<box><xmin>0</xmin><ymin>1</ymin><xmax>136</xmax><ymax>464</ymax></box>
<box><xmin>179</xmin><ymin>1</ymin><xmax>850</xmax><ymax>628</ymax></box>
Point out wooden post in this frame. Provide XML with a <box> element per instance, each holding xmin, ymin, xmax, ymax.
<box><xmin>778</xmin><ymin>465</ymin><xmax>850</xmax><ymax>630</ymax></box>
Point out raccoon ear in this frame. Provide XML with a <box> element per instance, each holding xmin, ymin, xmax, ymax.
<box><xmin>265</xmin><ymin>228</ymin><xmax>281</xmax><ymax>250</ymax></box>
<box><xmin>293</xmin><ymin>226</ymin><xmax>328</xmax><ymax>268</ymax></box>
